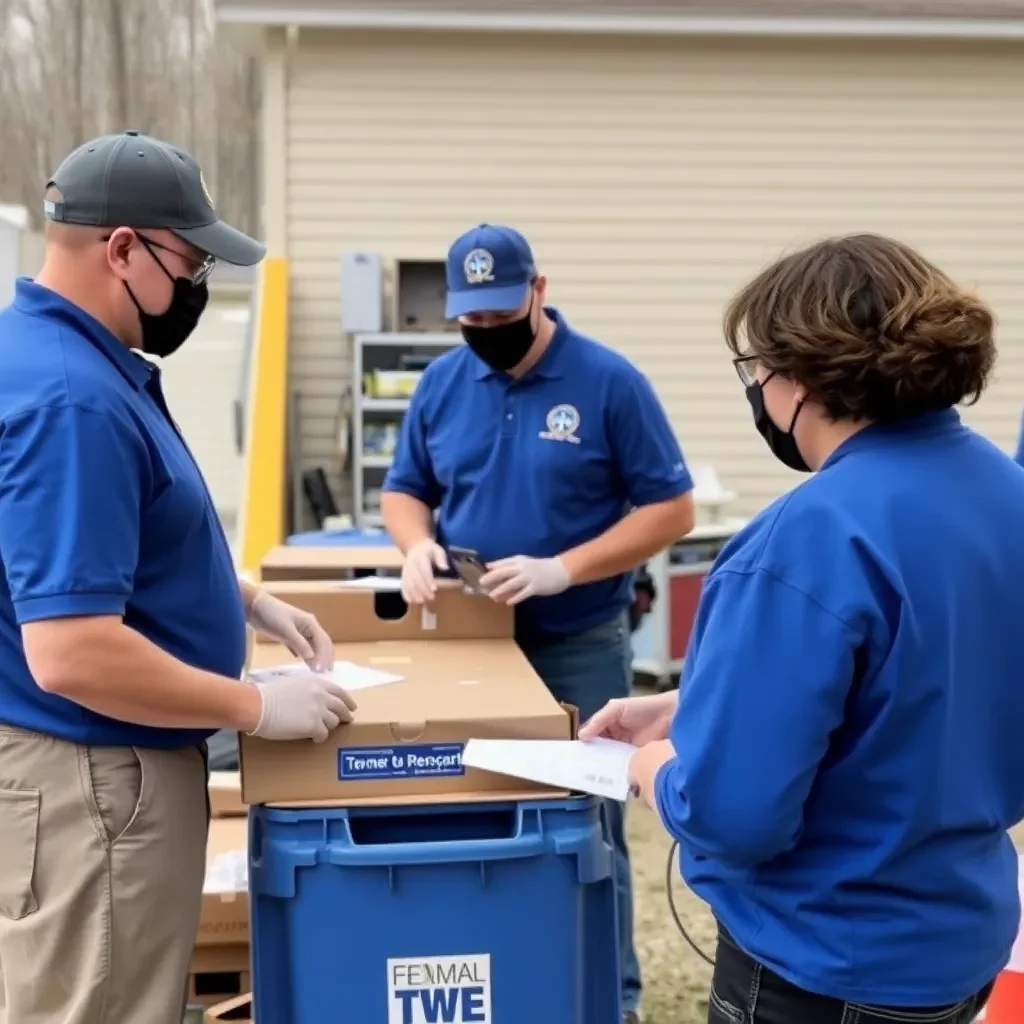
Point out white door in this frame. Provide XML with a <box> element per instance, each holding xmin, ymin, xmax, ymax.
<box><xmin>159</xmin><ymin>291</ymin><xmax>251</xmax><ymax>541</ymax></box>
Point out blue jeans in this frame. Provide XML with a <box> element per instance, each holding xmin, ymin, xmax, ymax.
<box><xmin>518</xmin><ymin>611</ymin><xmax>641</xmax><ymax>1014</ymax></box>
<box><xmin>710</xmin><ymin>927</ymin><xmax>994</xmax><ymax>1024</ymax></box>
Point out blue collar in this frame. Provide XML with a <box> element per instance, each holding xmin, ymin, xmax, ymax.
<box><xmin>472</xmin><ymin>306</ymin><xmax>572</xmax><ymax>382</ymax></box>
<box><xmin>13</xmin><ymin>277</ymin><xmax>153</xmax><ymax>391</ymax></box>
<box><xmin>822</xmin><ymin>407</ymin><xmax>963</xmax><ymax>471</ymax></box>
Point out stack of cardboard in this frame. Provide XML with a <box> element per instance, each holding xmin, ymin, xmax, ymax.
<box><xmin>209</xmin><ymin>545</ymin><xmax>577</xmax><ymax>1019</ymax></box>
<box><xmin>190</xmin><ymin>772</ymin><xmax>249</xmax><ymax>1008</ymax></box>
<box><xmin>259</xmin><ymin>543</ymin><xmax>404</xmax><ymax>582</ymax></box>
<box><xmin>240</xmin><ymin>578</ymin><xmax>575</xmax><ymax>806</ymax></box>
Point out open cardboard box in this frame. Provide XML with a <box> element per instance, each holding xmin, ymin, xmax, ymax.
<box><xmin>240</xmin><ymin>581</ymin><xmax>577</xmax><ymax>806</ymax></box>
<box><xmin>259</xmin><ymin>543</ymin><xmax>404</xmax><ymax>582</ymax></box>
<box><xmin>195</xmin><ymin>816</ymin><xmax>249</xmax><ymax>948</ymax></box>
<box><xmin>203</xmin><ymin>994</ymin><xmax>252</xmax><ymax>1023</ymax></box>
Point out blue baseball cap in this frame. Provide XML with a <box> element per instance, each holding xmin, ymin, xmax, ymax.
<box><xmin>445</xmin><ymin>223</ymin><xmax>536</xmax><ymax>318</ymax></box>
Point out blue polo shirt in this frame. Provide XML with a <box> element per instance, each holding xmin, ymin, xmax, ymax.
<box><xmin>0</xmin><ymin>279</ymin><xmax>247</xmax><ymax>748</ymax></box>
<box><xmin>656</xmin><ymin>408</ymin><xmax>1024</xmax><ymax>1006</ymax></box>
<box><xmin>383</xmin><ymin>308</ymin><xmax>692</xmax><ymax>635</ymax></box>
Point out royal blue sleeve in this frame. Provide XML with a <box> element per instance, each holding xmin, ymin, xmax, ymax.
<box><xmin>0</xmin><ymin>404</ymin><xmax>147</xmax><ymax>623</ymax></box>
<box><xmin>1015</xmin><ymin>410</ymin><xmax>1024</xmax><ymax>467</ymax></box>
<box><xmin>608</xmin><ymin>369</ymin><xmax>693</xmax><ymax>506</ymax></box>
<box><xmin>654</xmin><ymin>567</ymin><xmax>861</xmax><ymax>868</ymax></box>
<box><xmin>382</xmin><ymin>379</ymin><xmax>442</xmax><ymax>509</ymax></box>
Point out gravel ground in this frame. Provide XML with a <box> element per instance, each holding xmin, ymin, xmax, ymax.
<box><xmin>628</xmin><ymin>803</ymin><xmax>715</xmax><ymax>1024</ymax></box>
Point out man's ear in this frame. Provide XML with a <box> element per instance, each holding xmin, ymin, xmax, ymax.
<box><xmin>106</xmin><ymin>228</ymin><xmax>135</xmax><ymax>278</ymax></box>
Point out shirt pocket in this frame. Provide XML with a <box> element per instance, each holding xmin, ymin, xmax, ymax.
<box><xmin>531</xmin><ymin>427</ymin><xmax>618</xmax><ymax>518</ymax></box>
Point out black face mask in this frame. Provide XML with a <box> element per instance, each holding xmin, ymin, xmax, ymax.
<box><xmin>745</xmin><ymin>375</ymin><xmax>811</xmax><ymax>473</ymax></box>
<box><xmin>125</xmin><ymin>249</ymin><xmax>209</xmax><ymax>359</ymax></box>
<box><xmin>460</xmin><ymin>296</ymin><xmax>537</xmax><ymax>372</ymax></box>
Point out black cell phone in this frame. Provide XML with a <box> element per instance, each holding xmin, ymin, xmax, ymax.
<box><xmin>447</xmin><ymin>545</ymin><xmax>488</xmax><ymax>592</ymax></box>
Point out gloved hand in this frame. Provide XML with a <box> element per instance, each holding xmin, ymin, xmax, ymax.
<box><xmin>401</xmin><ymin>539</ymin><xmax>448</xmax><ymax>604</ymax></box>
<box><xmin>249</xmin><ymin>590</ymin><xmax>334</xmax><ymax>672</ymax></box>
<box><xmin>249</xmin><ymin>673</ymin><xmax>357</xmax><ymax>743</ymax></box>
<box><xmin>478</xmin><ymin>556</ymin><xmax>572</xmax><ymax>605</ymax></box>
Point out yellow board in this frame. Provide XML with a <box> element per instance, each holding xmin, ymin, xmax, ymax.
<box><xmin>237</xmin><ymin>258</ymin><xmax>288</xmax><ymax>576</ymax></box>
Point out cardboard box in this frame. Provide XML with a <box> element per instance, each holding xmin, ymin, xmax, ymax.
<box><xmin>203</xmin><ymin>994</ymin><xmax>252</xmax><ymax>1023</ymax></box>
<box><xmin>208</xmin><ymin>772</ymin><xmax>246</xmax><ymax>818</ymax></box>
<box><xmin>189</xmin><ymin>945</ymin><xmax>249</xmax><ymax>1008</ymax></box>
<box><xmin>259</xmin><ymin>543</ymin><xmax>404</xmax><ymax>582</ymax></box>
<box><xmin>252</xmin><ymin>579</ymin><xmax>512</xmax><ymax>647</ymax></box>
<box><xmin>196</xmin><ymin>817</ymin><xmax>248</xmax><ymax>947</ymax></box>
<box><xmin>240</xmin><ymin>582</ymin><xmax>575</xmax><ymax>806</ymax></box>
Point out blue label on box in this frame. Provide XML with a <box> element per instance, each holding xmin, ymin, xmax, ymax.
<box><xmin>338</xmin><ymin>743</ymin><xmax>466</xmax><ymax>782</ymax></box>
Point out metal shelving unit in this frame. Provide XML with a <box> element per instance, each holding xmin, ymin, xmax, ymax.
<box><xmin>351</xmin><ymin>332</ymin><xmax>458</xmax><ymax>527</ymax></box>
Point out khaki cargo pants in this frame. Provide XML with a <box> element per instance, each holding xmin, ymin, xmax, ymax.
<box><xmin>0</xmin><ymin>725</ymin><xmax>210</xmax><ymax>1024</ymax></box>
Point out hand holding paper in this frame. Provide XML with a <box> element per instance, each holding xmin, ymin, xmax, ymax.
<box><xmin>578</xmin><ymin>691</ymin><xmax>678</xmax><ymax>747</ymax></box>
<box><xmin>247</xmin><ymin>671</ymin><xmax>357</xmax><ymax>743</ymax></box>
<box><xmin>627</xmin><ymin>739</ymin><xmax>676</xmax><ymax>810</ymax></box>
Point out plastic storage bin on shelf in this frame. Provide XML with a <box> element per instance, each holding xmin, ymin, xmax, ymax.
<box><xmin>249</xmin><ymin>796</ymin><xmax>620</xmax><ymax>1023</ymax></box>
<box><xmin>284</xmin><ymin>527</ymin><xmax>394</xmax><ymax>548</ymax></box>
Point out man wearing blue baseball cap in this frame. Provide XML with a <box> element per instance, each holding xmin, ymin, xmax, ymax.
<box><xmin>382</xmin><ymin>223</ymin><xmax>695</xmax><ymax>1022</ymax></box>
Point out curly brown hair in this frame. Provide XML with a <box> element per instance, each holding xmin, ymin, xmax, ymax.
<box><xmin>723</xmin><ymin>234</ymin><xmax>996</xmax><ymax>423</ymax></box>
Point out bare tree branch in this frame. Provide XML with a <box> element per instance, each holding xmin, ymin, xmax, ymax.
<box><xmin>0</xmin><ymin>0</ymin><xmax>260</xmax><ymax>237</ymax></box>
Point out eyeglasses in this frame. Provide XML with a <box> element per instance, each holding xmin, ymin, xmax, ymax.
<box><xmin>733</xmin><ymin>355</ymin><xmax>761</xmax><ymax>388</ymax></box>
<box><xmin>137</xmin><ymin>234</ymin><xmax>215</xmax><ymax>286</ymax></box>
<box><xmin>100</xmin><ymin>231</ymin><xmax>215</xmax><ymax>286</ymax></box>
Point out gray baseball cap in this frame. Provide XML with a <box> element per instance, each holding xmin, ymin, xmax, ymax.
<box><xmin>44</xmin><ymin>130</ymin><xmax>266</xmax><ymax>267</ymax></box>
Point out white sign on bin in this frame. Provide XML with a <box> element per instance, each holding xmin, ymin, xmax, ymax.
<box><xmin>387</xmin><ymin>954</ymin><xmax>491</xmax><ymax>1024</ymax></box>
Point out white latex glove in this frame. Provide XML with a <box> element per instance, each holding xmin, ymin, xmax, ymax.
<box><xmin>478</xmin><ymin>556</ymin><xmax>572</xmax><ymax>606</ymax></box>
<box><xmin>248</xmin><ymin>673</ymin><xmax>357</xmax><ymax>743</ymax></box>
<box><xmin>401</xmin><ymin>539</ymin><xmax>448</xmax><ymax>604</ymax></box>
<box><xmin>249</xmin><ymin>591</ymin><xmax>334</xmax><ymax>672</ymax></box>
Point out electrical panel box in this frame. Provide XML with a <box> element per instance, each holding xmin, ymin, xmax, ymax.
<box><xmin>393</xmin><ymin>259</ymin><xmax>454</xmax><ymax>333</ymax></box>
<box><xmin>340</xmin><ymin>252</ymin><xmax>384</xmax><ymax>334</ymax></box>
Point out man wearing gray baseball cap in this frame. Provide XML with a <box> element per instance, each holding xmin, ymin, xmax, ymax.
<box><xmin>0</xmin><ymin>131</ymin><xmax>355</xmax><ymax>1024</ymax></box>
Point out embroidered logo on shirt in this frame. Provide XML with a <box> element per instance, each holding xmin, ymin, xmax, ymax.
<box><xmin>539</xmin><ymin>404</ymin><xmax>581</xmax><ymax>444</ymax></box>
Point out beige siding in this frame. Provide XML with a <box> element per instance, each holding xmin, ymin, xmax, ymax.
<box><xmin>284</xmin><ymin>30</ymin><xmax>1024</xmax><ymax>516</ymax></box>
<box><xmin>222</xmin><ymin>0</ymin><xmax>1024</xmax><ymax>22</ymax></box>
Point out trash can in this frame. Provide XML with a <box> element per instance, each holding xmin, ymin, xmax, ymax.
<box><xmin>249</xmin><ymin>795</ymin><xmax>620</xmax><ymax>1022</ymax></box>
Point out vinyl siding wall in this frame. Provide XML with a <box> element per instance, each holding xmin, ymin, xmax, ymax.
<box><xmin>284</xmin><ymin>29</ymin><xmax>1024</xmax><ymax>515</ymax></box>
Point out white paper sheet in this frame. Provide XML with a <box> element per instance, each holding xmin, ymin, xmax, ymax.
<box><xmin>208</xmin><ymin>770</ymin><xmax>240</xmax><ymax>790</ymax></box>
<box><xmin>204</xmin><ymin>850</ymin><xmax>248</xmax><ymax>894</ymax></box>
<box><xmin>249</xmin><ymin>660</ymin><xmax>404</xmax><ymax>691</ymax></box>
<box><xmin>461</xmin><ymin>737</ymin><xmax>638</xmax><ymax>801</ymax></box>
<box><xmin>333</xmin><ymin>575</ymin><xmax>404</xmax><ymax>591</ymax></box>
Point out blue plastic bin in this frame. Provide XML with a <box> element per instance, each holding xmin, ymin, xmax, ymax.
<box><xmin>249</xmin><ymin>796</ymin><xmax>621</xmax><ymax>1023</ymax></box>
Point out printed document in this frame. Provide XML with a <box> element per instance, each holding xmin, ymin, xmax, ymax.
<box><xmin>461</xmin><ymin>737</ymin><xmax>638</xmax><ymax>802</ymax></box>
<box><xmin>249</xmin><ymin>660</ymin><xmax>404</xmax><ymax>691</ymax></box>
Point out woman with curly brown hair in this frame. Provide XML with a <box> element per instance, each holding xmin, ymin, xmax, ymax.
<box><xmin>583</xmin><ymin>234</ymin><xmax>1024</xmax><ymax>1023</ymax></box>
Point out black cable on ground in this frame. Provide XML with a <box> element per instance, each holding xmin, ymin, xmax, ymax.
<box><xmin>665</xmin><ymin>840</ymin><xmax>716</xmax><ymax>967</ymax></box>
